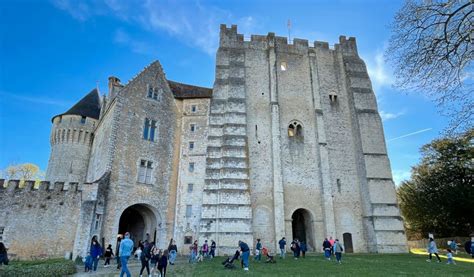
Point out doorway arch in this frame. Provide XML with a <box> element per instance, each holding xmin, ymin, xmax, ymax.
<box><xmin>291</xmin><ymin>208</ymin><xmax>314</xmax><ymax>249</ymax></box>
<box><xmin>118</xmin><ymin>204</ymin><xmax>158</xmax><ymax>245</ymax></box>
<box><xmin>343</xmin><ymin>232</ymin><xmax>354</xmax><ymax>253</ymax></box>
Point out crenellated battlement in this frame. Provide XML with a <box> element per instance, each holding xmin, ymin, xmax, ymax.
<box><xmin>219</xmin><ymin>24</ymin><xmax>359</xmax><ymax>56</ymax></box>
<box><xmin>0</xmin><ymin>179</ymin><xmax>98</xmax><ymax>195</ymax></box>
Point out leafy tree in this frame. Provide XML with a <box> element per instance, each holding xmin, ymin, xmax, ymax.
<box><xmin>386</xmin><ymin>0</ymin><xmax>473</xmax><ymax>134</ymax></box>
<box><xmin>397</xmin><ymin>129</ymin><xmax>474</xmax><ymax>239</ymax></box>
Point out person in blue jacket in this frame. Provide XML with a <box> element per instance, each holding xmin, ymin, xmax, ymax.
<box><xmin>278</xmin><ymin>237</ymin><xmax>286</xmax><ymax>259</ymax></box>
<box><xmin>90</xmin><ymin>239</ymin><xmax>103</xmax><ymax>272</ymax></box>
<box><xmin>239</xmin><ymin>240</ymin><xmax>250</xmax><ymax>271</ymax></box>
<box><xmin>119</xmin><ymin>232</ymin><xmax>134</xmax><ymax>277</ymax></box>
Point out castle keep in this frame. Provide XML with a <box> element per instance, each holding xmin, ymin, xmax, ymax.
<box><xmin>0</xmin><ymin>25</ymin><xmax>407</xmax><ymax>259</ymax></box>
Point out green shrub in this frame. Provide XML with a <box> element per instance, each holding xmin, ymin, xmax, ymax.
<box><xmin>0</xmin><ymin>258</ymin><xmax>76</xmax><ymax>277</ymax></box>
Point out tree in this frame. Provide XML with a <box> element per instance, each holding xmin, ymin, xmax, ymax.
<box><xmin>397</xmin><ymin>128</ymin><xmax>474</xmax><ymax>239</ymax></box>
<box><xmin>2</xmin><ymin>163</ymin><xmax>44</xmax><ymax>181</ymax></box>
<box><xmin>386</xmin><ymin>0</ymin><xmax>473</xmax><ymax>134</ymax></box>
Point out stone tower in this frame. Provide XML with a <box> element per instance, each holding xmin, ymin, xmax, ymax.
<box><xmin>45</xmin><ymin>89</ymin><xmax>101</xmax><ymax>183</ymax></box>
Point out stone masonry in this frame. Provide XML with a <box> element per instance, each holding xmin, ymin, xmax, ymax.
<box><xmin>0</xmin><ymin>24</ymin><xmax>407</xmax><ymax>259</ymax></box>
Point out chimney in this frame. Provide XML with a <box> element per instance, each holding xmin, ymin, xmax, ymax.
<box><xmin>108</xmin><ymin>76</ymin><xmax>122</xmax><ymax>98</ymax></box>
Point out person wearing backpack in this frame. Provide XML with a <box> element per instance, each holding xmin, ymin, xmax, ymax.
<box><xmin>139</xmin><ymin>242</ymin><xmax>153</xmax><ymax>277</ymax></box>
<box><xmin>333</xmin><ymin>239</ymin><xmax>343</xmax><ymax>264</ymax></box>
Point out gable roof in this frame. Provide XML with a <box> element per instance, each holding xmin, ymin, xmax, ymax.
<box><xmin>52</xmin><ymin>88</ymin><xmax>101</xmax><ymax>122</ymax></box>
<box><xmin>168</xmin><ymin>80</ymin><xmax>212</xmax><ymax>99</ymax></box>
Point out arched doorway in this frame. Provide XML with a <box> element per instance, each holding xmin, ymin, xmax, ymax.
<box><xmin>343</xmin><ymin>233</ymin><xmax>353</xmax><ymax>253</ymax></box>
<box><xmin>291</xmin><ymin>209</ymin><xmax>314</xmax><ymax>249</ymax></box>
<box><xmin>118</xmin><ymin>204</ymin><xmax>158</xmax><ymax>246</ymax></box>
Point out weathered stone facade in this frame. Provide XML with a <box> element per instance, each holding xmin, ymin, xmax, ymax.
<box><xmin>0</xmin><ymin>24</ymin><xmax>407</xmax><ymax>259</ymax></box>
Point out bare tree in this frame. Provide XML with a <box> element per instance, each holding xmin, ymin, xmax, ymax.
<box><xmin>386</xmin><ymin>0</ymin><xmax>473</xmax><ymax>134</ymax></box>
<box><xmin>2</xmin><ymin>163</ymin><xmax>43</xmax><ymax>181</ymax></box>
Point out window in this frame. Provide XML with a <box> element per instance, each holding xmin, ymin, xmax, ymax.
<box><xmin>186</xmin><ymin>205</ymin><xmax>192</xmax><ymax>217</ymax></box>
<box><xmin>184</xmin><ymin>236</ymin><xmax>192</xmax><ymax>244</ymax></box>
<box><xmin>190</xmin><ymin>124</ymin><xmax>196</xmax><ymax>132</ymax></box>
<box><xmin>188</xmin><ymin>162</ymin><xmax>195</xmax><ymax>172</ymax></box>
<box><xmin>280</xmin><ymin>61</ymin><xmax>287</xmax><ymax>71</ymax></box>
<box><xmin>147</xmin><ymin>85</ymin><xmax>159</xmax><ymax>100</ymax></box>
<box><xmin>94</xmin><ymin>214</ymin><xmax>101</xmax><ymax>230</ymax></box>
<box><xmin>288</xmin><ymin>121</ymin><xmax>303</xmax><ymax>138</ymax></box>
<box><xmin>0</xmin><ymin>227</ymin><xmax>3</xmax><ymax>241</ymax></box>
<box><xmin>189</xmin><ymin>141</ymin><xmax>194</xmax><ymax>150</ymax></box>
<box><xmin>138</xmin><ymin>159</ymin><xmax>153</xmax><ymax>184</ymax></box>
<box><xmin>329</xmin><ymin>94</ymin><xmax>338</xmax><ymax>102</ymax></box>
<box><xmin>191</xmin><ymin>105</ymin><xmax>197</xmax><ymax>112</ymax></box>
<box><xmin>187</xmin><ymin>183</ymin><xmax>194</xmax><ymax>193</ymax></box>
<box><xmin>143</xmin><ymin>118</ymin><xmax>157</xmax><ymax>141</ymax></box>
<box><xmin>81</xmin><ymin>116</ymin><xmax>86</xmax><ymax>124</ymax></box>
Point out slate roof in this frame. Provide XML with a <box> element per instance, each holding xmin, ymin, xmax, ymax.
<box><xmin>168</xmin><ymin>80</ymin><xmax>212</xmax><ymax>99</ymax></box>
<box><xmin>52</xmin><ymin>88</ymin><xmax>101</xmax><ymax>122</ymax></box>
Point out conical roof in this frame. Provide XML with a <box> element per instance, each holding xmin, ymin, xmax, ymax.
<box><xmin>52</xmin><ymin>88</ymin><xmax>101</xmax><ymax>122</ymax></box>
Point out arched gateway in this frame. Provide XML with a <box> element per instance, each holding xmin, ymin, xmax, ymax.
<box><xmin>291</xmin><ymin>208</ymin><xmax>314</xmax><ymax>249</ymax></box>
<box><xmin>118</xmin><ymin>204</ymin><xmax>159</xmax><ymax>245</ymax></box>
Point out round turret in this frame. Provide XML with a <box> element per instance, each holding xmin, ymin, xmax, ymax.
<box><xmin>45</xmin><ymin>89</ymin><xmax>101</xmax><ymax>182</ymax></box>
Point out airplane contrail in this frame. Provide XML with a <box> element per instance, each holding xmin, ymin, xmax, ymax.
<box><xmin>387</xmin><ymin>128</ymin><xmax>433</xmax><ymax>142</ymax></box>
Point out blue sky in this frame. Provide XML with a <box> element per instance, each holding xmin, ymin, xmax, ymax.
<box><xmin>0</xmin><ymin>0</ymin><xmax>448</xmax><ymax>184</ymax></box>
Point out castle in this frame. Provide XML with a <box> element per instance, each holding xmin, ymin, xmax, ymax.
<box><xmin>0</xmin><ymin>25</ymin><xmax>407</xmax><ymax>259</ymax></box>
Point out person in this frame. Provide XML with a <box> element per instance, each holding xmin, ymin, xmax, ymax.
<box><xmin>254</xmin><ymin>239</ymin><xmax>262</xmax><ymax>261</ymax></box>
<box><xmin>90</xmin><ymin>238</ymin><xmax>103</xmax><ymax>272</ymax></box>
<box><xmin>278</xmin><ymin>237</ymin><xmax>286</xmax><ymax>259</ymax></box>
<box><xmin>210</xmin><ymin>240</ymin><xmax>216</xmax><ymax>258</ymax></box>
<box><xmin>300</xmin><ymin>241</ymin><xmax>307</xmax><ymax>258</ymax></box>
<box><xmin>222</xmin><ymin>250</ymin><xmax>240</xmax><ymax>269</ymax></box>
<box><xmin>116</xmin><ymin>237</ymin><xmax>122</xmax><ymax>269</ymax></box>
<box><xmin>426</xmin><ymin>238</ymin><xmax>441</xmax><ymax>263</ymax></box>
<box><xmin>84</xmin><ymin>252</ymin><xmax>93</xmax><ymax>272</ymax></box>
<box><xmin>291</xmin><ymin>239</ymin><xmax>300</xmax><ymax>259</ymax></box>
<box><xmin>323</xmin><ymin>238</ymin><xmax>332</xmax><ymax>260</ymax></box>
<box><xmin>119</xmin><ymin>232</ymin><xmax>134</xmax><ymax>277</ymax></box>
<box><xmin>238</xmin><ymin>240</ymin><xmax>250</xmax><ymax>271</ymax></box>
<box><xmin>333</xmin><ymin>239</ymin><xmax>343</xmax><ymax>264</ymax></box>
<box><xmin>329</xmin><ymin>236</ymin><xmax>335</xmax><ymax>254</ymax></box>
<box><xmin>262</xmin><ymin>247</ymin><xmax>275</xmax><ymax>264</ymax></box>
<box><xmin>158</xmin><ymin>249</ymin><xmax>169</xmax><ymax>277</ymax></box>
<box><xmin>190</xmin><ymin>240</ymin><xmax>198</xmax><ymax>263</ymax></box>
<box><xmin>0</xmin><ymin>242</ymin><xmax>8</xmax><ymax>266</ymax></box>
<box><xmin>149</xmin><ymin>244</ymin><xmax>160</xmax><ymax>277</ymax></box>
<box><xmin>449</xmin><ymin>239</ymin><xmax>458</xmax><ymax>254</ymax></box>
<box><xmin>134</xmin><ymin>245</ymin><xmax>143</xmax><ymax>260</ymax></box>
<box><xmin>104</xmin><ymin>244</ymin><xmax>113</xmax><ymax>267</ymax></box>
<box><xmin>471</xmin><ymin>240</ymin><xmax>474</xmax><ymax>258</ymax></box>
<box><xmin>139</xmin><ymin>241</ymin><xmax>152</xmax><ymax>277</ymax></box>
<box><xmin>202</xmin><ymin>240</ymin><xmax>209</xmax><ymax>258</ymax></box>
<box><xmin>446</xmin><ymin>249</ymin><xmax>456</xmax><ymax>265</ymax></box>
<box><xmin>168</xmin><ymin>239</ymin><xmax>178</xmax><ymax>265</ymax></box>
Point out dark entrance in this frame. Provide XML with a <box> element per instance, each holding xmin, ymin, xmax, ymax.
<box><xmin>291</xmin><ymin>209</ymin><xmax>314</xmax><ymax>248</ymax></box>
<box><xmin>118</xmin><ymin>204</ymin><xmax>158</xmax><ymax>246</ymax></box>
<box><xmin>343</xmin><ymin>232</ymin><xmax>354</xmax><ymax>253</ymax></box>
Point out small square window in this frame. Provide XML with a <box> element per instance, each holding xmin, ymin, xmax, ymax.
<box><xmin>189</xmin><ymin>142</ymin><xmax>194</xmax><ymax>150</ymax></box>
<box><xmin>140</xmin><ymin>160</ymin><xmax>146</xmax><ymax>167</ymax></box>
<box><xmin>184</xmin><ymin>236</ymin><xmax>192</xmax><ymax>244</ymax></box>
<box><xmin>190</xmin><ymin>124</ymin><xmax>196</xmax><ymax>132</ymax></box>
<box><xmin>187</xmin><ymin>183</ymin><xmax>194</xmax><ymax>193</ymax></box>
<box><xmin>147</xmin><ymin>161</ymin><xmax>153</xmax><ymax>168</ymax></box>
<box><xmin>191</xmin><ymin>105</ymin><xmax>197</xmax><ymax>112</ymax></box>
<box><xmin>189</xmin><ymin>162</ymin><xmax>195</xmax><ymax>172</ymax></box>
<box><xmin>81</xmin><ymin>116</ymin><xmax>86</xmax><ymax>124</ymax></box>
<box><xmin>186</xmin><ymin>205</ymin><xmax>192</xmax><ymax>217</ymax></box>
<box><xmin>280</xmin><ymin>61</ymin><xmax>287</xmax><ymax>71</ymax></box>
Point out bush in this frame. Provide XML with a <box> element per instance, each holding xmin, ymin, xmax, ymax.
<box><xmin>0</xmin><ymin>258</ymin><xmax>76</xmax><ymax>277</ymax></box>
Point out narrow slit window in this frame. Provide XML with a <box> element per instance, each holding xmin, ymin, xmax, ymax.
<box><xmin>187</xmin><ymin>183</ymin><xmax>194</xmax><ymax>193</ymax></box>
<box><xmin>189</xmin><ymin>141</ymin><xmax>194</xmax><ymax>150</ymax></box>
<box><xmin>186</xmin><ymin>205</ymin><xmax>192</xmax><ymax>217</ymax></box>
<box><xmin>280</xmin><ymin>61</ymin><xmax>287</xmax><ymax>71</ymax></box>
<box><xmin>191</xmin><ymin>105</ymin><xmax>197</xmax><ymax>112</ymax></box>
<box><xmin>190</xmin><ymin>124</ymin><xmax>196</xmax><ymax>132</ymax></box>
<box><xmin>189</xmin><ymin>162</ymin><xmax>195</xmax><ymax>172</ymax></box>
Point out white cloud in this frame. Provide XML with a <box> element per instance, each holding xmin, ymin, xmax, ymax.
<box><xmin>364</xmin><ymin>49</ymin><xmax>394</xmax><ymax>92</ymax></box>
<box><xmin>52</xmin><ymin>0</ymin><xmax>258</xmax><ymax>56</ymax></box>
<box><xmin>392</xmin><ymin>169</ymin><xmax>411</xmax><ymax>186</ymax></box>
<box><xmin>379</xmin><ymin>110</ymin><xmax>405</xmax><ymax>121</ymax></box>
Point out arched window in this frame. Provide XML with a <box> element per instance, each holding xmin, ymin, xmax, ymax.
<box><xmin>288</xmin><ymin>121</ymin><xmax>303</xmax><ymax>138</ymax></box>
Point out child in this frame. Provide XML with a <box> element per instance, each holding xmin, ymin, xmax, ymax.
<box><xmin>134</xmin><ymin>246</ymin><xmax>142</xmax><ymax>260</ymax></box>
<box><xmin>446</xmin><ymin>249</ymin><xmax>456</xmax><ymax>265</ymax></box>
<box><xmin>84</xmin><ymin>252</ymin><xmax>93</xmax><ymax>272</ymax></box>
<box><xmin>104</xmin><ymin>244</ymin><xmax>114</xmax><ymax>267</ymax></box>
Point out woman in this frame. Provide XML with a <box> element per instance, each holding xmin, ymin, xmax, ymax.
<box><xmin>90</xmin><ymin>239</ymin><xmax>103</xmax><ymax>272</ymax></box>
<box><xmin>149</xmin><ymin>244</ymin><xmax>160</xmax><ymax>277</ymax></box>
<box><xmin>158</xmin><ymin>249</ymin><xmax>169</xmax><ymax>277</ymax></box>
<box><xmin>0</xmin><ymin>242</ymin><xmax>9</xmax><ymax>265</ymax></box>
<box><xmin>426</xmin><ymin>238</ymin><xmax>441</xmax><ymax>263</ymax></box>
<box><xmin>168</xmin><ymin>239</ymin><xmax>178</xmax><ymax>265</ymax></box>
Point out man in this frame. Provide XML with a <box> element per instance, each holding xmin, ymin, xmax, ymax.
<box><xmin>238</xmin><ymin>240</ymin><xmax>250</xmax><ymax>271</ymax></box>
<box><xmin>119</xmin><ymin>232</ymin><xmax>134</xmax><ymax>277</ymax></box>
<box><xmin>254</xmin><ymin>239</ymin><xmax>262</xmax><ymax>261</ymax></box>
<box><xmin>278</xmin><ymin>237</ymin><xmax>286</xmax><ymax>259</ymax></box>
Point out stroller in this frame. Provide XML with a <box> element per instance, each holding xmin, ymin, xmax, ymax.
<box><xmin>222</xmin><ymin>250</ymin><xmax>240</xmax><ymax>269</ymax></box>
<box><xmin>262</xmin><ymin>247</ymin><xmax>276</xmax><ymax>263</ymax></box>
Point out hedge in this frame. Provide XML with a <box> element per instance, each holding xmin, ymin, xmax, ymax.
<box><xmin>0</xmin><ymin>258</ymin><xmax>76</xmax><ymax>277</ymax></box>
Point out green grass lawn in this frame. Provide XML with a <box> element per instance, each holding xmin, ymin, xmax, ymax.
<box><xmin>183</xmin><ymin>253</ymin><xmax>473</xmax><ymax>277</ymax></box>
